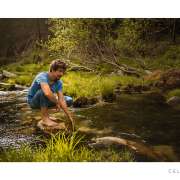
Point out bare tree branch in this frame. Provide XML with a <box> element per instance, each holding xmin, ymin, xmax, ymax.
<box><xmin>93</xmin><ymin>40</ymin><xmax>140</xmax><ymax>77</ymax></box>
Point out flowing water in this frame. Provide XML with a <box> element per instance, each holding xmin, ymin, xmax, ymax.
<box><xmin>0</xmin><ymin>90</ymin><xmax>180</xmax><ymax>161</ymax></box>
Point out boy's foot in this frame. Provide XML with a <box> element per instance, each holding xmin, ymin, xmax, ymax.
<box><xmin>49</xmin><ymin>116</ymin><xmax>59</xmax><ymax>122</ymax></box>
<box><xmin>41</xmin><ymin>117</ymin><xmax>59</xmax><ymax>127</ymax></box>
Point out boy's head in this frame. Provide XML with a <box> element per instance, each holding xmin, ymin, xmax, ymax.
<box><xmin>49</xmin><ymin>59</ymin><xmax>67</xmax><ymax>72</ymax></box>
<box><xmin>49</xmin><ymin>59</ymin><xmax>67</xmax><ymax>81</ymax></box>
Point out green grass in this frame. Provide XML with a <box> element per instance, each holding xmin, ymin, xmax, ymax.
<box><xmin>166</xmin><ymin>88</ymin><xmax>180</xmax><ymax>99</ymax></box>
<box><xmin>0</xmin><ymin>133</ymin><xmax>134</xmax><ymax>162</ymax></box>
<box><xmin>142</xmin><ymin>45</ymin><xmax>180</xmax><ymax>70</ymax></box>
<box><xmin>1</xmin><ymin>61</ymin><xmax>49</xmax><ymax>86</ymax></box>
<box><xmin>6</xmin><ymin>75</ymin><xmax>34</xmax><ymax>86</ymax></box>
<box><xmin>62</xmin><ymin>72</ymin><xmax>143</xmax><ymax>99</ymax></box>
<box><xmin>144</xmin><ymin>58</ymin><xmax>180</xmax><ymax>70</ymax></box>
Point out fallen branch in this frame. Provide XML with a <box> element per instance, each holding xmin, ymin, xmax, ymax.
<box><xmin>102</xmin><ymin>59</ymin><xmax>140</xmax><ymax>77</ymax></box>
<box><xmin>93</xmin><ymin>40</ymin><xmax>141</xmax><ymax>77</ymax></box>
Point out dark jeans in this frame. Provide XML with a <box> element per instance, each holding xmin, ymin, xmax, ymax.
<box><xmin>28</xmin><ymin>89</ymin><xmax>73</xmax><ymax>109</ymax></box>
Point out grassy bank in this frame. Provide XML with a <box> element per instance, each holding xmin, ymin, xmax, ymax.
<box><xmin>62</xmin><ymin>72</ymin><xmax>143</xmax><ymax>98</ymax></box>
<box><xmin>0</xmin><ymin>133</ymin><xmax>134</xmax><ymax>162</ymax></box>
<box><xmin>1</xmin><ymin>60</ymin><xmax>144</xmax><ymax>99</ymax></box>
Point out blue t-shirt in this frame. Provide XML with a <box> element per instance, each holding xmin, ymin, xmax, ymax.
<box><xmin>27</xmin><ymin>72</ymin><xmax>63</xmax><ymax>102</ymax></box>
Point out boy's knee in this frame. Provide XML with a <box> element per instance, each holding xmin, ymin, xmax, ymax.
<box><xmin>64</xmin><ymin>96</ymin><xmax>73</xmax><ymax>107</ymax></box>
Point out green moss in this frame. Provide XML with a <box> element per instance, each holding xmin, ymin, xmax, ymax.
<box><xmin>6</xmin><ymin>75</ymin><xmax>34</xmax><ymax>86</ymax></box>
<box><xmin>2</xmin><ymin>61</ymin><xmax>50</xmax><ymax>86</ymax></box>
<box><xmin>167</xmin><ymin>89</ymin><xmax>180</xmax><ymax>99</ymax></box>
<box><xmin>15</xmin><ymin>75</ymin><xmax>34</xmax><ymax>86</ymax></box>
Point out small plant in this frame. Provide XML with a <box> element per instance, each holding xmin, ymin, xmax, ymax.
<box><xmin>33</xmin><ymin>132</ymin><xmax>91</xmax><ymax>162</ymax></box>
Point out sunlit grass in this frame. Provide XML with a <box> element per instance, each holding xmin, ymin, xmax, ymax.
<box><xmin>33</xmin><ymin>132</ymin><xmax>93</xmax><ymax>162</ymax></box>
<box><xmin>0</xmin><ymin>133</ymin><xmax>134</xmax><ymax>162</ymax></box>
<box><xmin>166</xmin><ymin>88</ymin><xmax>180</xmax><ymax>99</ymax></box>
<box><xmin>63</xmin><ymin>72</ymin><xmax>143</xmax><ymax>99</ymax></box>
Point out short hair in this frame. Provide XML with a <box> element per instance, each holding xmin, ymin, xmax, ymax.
<box><xmin>49</xmin><ymin>59</ymin><xmax>67</xmax><ymax>72</ymax></box>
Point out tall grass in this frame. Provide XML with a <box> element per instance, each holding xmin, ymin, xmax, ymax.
<box><xmin>33</xmin><ymin>132</ymin><xmax>94</xmax><ymax>162</ymax></box>
<box><xmin>0</xmin><ymin>133</ymin><xmax>134</xmax><ymax>162</ymax></box>
<box><xmin>63</xmin><ymin>72</ymin><xmax>142</xmax><ymax>98</ymax></box>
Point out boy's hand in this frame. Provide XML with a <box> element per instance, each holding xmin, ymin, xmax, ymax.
<box><xmin>56</xmin><ymin>103</ymin><xmax>75</xmax><ymax>131</ymax></box>
<box><xmin>56</xmin><ymin>103</ymin><xmax>61</xmax><ymax>111</ymax></box>
<box><xmin>69</xmin><ymin>116</ymin><xmax>75</xmax><ymax>131</ymax></box>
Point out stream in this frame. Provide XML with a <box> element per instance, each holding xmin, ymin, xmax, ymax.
<box><xmin>0</xmin><ymin>90</ymin><xmax>180</xmax><ymax>161</ymax></box>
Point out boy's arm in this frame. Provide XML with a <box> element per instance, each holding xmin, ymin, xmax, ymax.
<box><xmin>57</xmin><ymin>91</ymin><xmax>75</xmax><ymax>130</ymax></box>
<box><xmin>40</xmin><ymin>82</ymin><xmax>58</xmax><ymax>105</ymax></box>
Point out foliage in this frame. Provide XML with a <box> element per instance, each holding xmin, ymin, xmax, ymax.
<box><xmin>163</xmin><ymin>46</ymin><xmax>180</xmax><ymax>60</ymax></box>
<box><xmin>46</xmin><ymin>19</ymin><xmax>119</xmax><ymax>58</ymax></box>
<box><xmin>46</xmin><ymin>18</ymin><xmax>179</xmax><ymax>60</ymax></box>
<box><xmin>46</xmin><ymin>19</ymin><xmax>79</xmax><ymax>57</ymax></box>
<box><xmin>1</xmin><ymin>18</ymin><xmax>180</xmax><ymax>67</ymax></box>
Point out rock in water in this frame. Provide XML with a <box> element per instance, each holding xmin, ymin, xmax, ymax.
<box><xmin>167</xmin><ymin>96</ymin><xmax>180</xmax><ymax>106</ymax></box>
<box><xmin>37</xmin><ymin>120</ymin><xmax>67</xmax><ymax>134</ymax></box>
<box><xmin>73</xmin><ymin>97</ymin><xmax>98</xmax><ymax>107</ymax></box>
<box><xmin>89</xmin><ymin>136</ymin><xmax>135</xmax><ymax>150</ymax></box>
<box><xmin>73</xmin><ymin>97</ymin><xmax>88</xmax><ymax>107</ymax></box>
<box><xmin>78</xmin><ymin>127</ymin><xmax>112</xmax><ymax>136</ymax></box>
